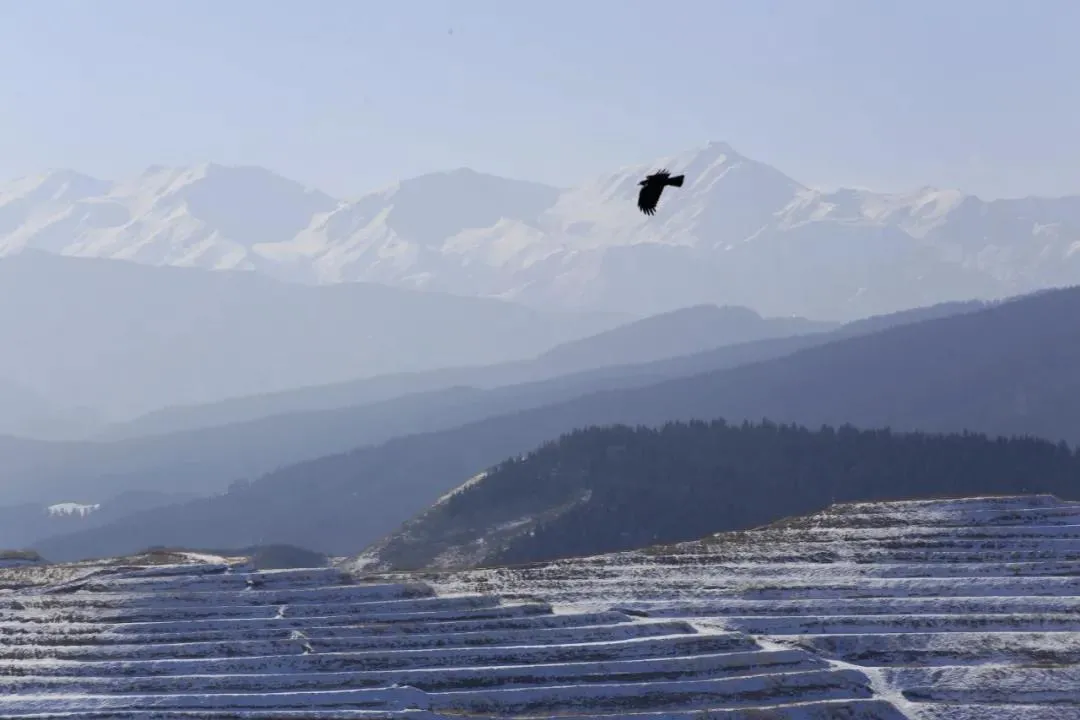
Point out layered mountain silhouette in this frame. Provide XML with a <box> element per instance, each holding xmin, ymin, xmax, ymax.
<box><xmin>30</xmin><ymin>285</ymin><xmax>1073</xmax><ymax>562</ymax></box>
<box><xmin>104</xmin><ymin>304</ymin><xmax>833</xmax><ymax>440</ymax></box>
<box><xmin>0</xmin><ymin>304</ymin><xmax>836</xmax><ymax>514</ymax></box>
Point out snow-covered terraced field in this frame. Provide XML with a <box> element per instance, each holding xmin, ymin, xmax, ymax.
<box><xmin>0</xmin><ymin>550</ymin><xmax>900</xmax><ymax>718</ymax></box>
<box><xmin>7</xmin><ymin>495</ymin><xmax>1078</xmax><ymax>718</ymax></box>
<box><xmin>393</xmin><ymin>494</ymin><xmax>1080</xmax><ymax>719</ymax></box>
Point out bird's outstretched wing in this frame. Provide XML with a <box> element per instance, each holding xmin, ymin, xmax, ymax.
<box><xmin>638</xmin><ymin>183</ymin><xmax>662</xmax><ymax>215</ymax></box>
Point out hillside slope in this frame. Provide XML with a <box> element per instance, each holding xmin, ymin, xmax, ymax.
<box><xmin>356</xmin><ymin>421</ymin><xmax>1080</xmax><ymax>572</ymax></box>
<box><xmin>32</xmin><ymin>285</ymin><xmax>1072</xmax><ymax>561</ymax></box>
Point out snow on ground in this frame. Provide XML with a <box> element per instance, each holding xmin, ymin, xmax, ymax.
<box><xmin>3</xmin><ymin>496</ymin><xmax>1080</xmax><ymax>717</ymax></box>
<box><xmin>376</xmin><ymin>494</ymin><xmax>1080</xmax><ymax>718</ymax></box>
<box><xmin>0</xmin><ymin>547</ymin><xmax>896</xmax><ymax>717</ymax></box>
<box><xmin>46</xmin><ymin>502</ymin><xmax>100</xmax><ymax>517</ymax></box>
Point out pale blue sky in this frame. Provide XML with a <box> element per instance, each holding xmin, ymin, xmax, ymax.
<box><xmin>1</xmin><ymin>0</ymin><xmax>1077</xmax><ymax>199</ymax></box>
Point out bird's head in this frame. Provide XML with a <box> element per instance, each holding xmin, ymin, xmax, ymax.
<box><xmin>640</xmin><ymin>169</ymin><xmax>670</xmax><ymax>185</ymax></box>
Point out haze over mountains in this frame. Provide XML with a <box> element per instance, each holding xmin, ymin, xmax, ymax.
<box><xmin>0</xmin><ymin>251</ymin><xmax>618</xmax><ymax>431</ymax></box>
<box><xmin>5</xmin><ymin>142</ymin><xmax>1080</xmax><ymax>322</ymax></box>
<box><xmin>0</xmin><ymin>304</ymin><xmax>837</xmax><ymax>518</ymax></box>
<box><xmin>105</xmin><ymin>303</ymin><xmax>832</xmax><ymax>440</ymax></box>
<box><xmin>0</xmin><ymin>298</ymin><xmax>971</xmax><ymax>513</ymax></box>
<box><xmin>6</xmin><ymin>139</ymin><xmax>1080</xmax><ymax>569</ymax></box>
<box><xmin>6</xmin><ymin>140</ymin><xmax>1077</xmax><ymax>568</ymax></box>
<box><xmin>31</xmin><ymin>283</ymin><xmax>1079</xmax><ymax>562</ymax></box>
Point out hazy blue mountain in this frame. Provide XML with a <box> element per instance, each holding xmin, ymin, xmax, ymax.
<box><xmin>0</xmin><ymin>317</ymin><xmax>831</xmax><ymax>510</ymax></box>
<box><xmin>0</xmin><ymin>378</ymin><xmax>103</xmax><ymax>441</ymax></box>
<box><xmin>0</xmin><ymin>251</ymin><xmax>621</xmax><ymax>422</ymax></box>
<box><xmin>102</xmin><ymin>303</ymin><xmax>834</xmax><ymax>440</ymax></box>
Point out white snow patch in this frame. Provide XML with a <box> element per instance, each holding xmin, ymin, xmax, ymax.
<box><xmin>46</xmin><ymin>502</ymin><xmax>100</xmax><ymax>517</ymax></box>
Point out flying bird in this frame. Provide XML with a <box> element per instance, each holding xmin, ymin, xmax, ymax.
<box><xmin>637</xmin><ymin>169</ymin><xmax>685</xmax><ymax>216</ymax></box>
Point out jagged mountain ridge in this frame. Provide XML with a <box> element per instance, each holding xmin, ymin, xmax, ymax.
<box><xmin>5</xmin><ymin>144</ymin><xmax>1080</xmax><ymax>319</ymax></box>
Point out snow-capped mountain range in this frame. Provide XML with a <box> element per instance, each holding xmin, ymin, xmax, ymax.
<box><xmin>4</xmin><ymin>142</ymin><xmax>1080</xmax><ymax>319</ymax></box>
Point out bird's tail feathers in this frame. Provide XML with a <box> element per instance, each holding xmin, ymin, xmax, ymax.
<box><xmin>668</xmin><ymin>174</ymin><xmax>685</xmax><ymax>187</ymax></box>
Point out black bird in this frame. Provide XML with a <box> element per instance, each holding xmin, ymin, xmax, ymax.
<box><xmin>637</xmin><ymin>169</ymin><xmax>685</xmax><ymax>215</ymax></box>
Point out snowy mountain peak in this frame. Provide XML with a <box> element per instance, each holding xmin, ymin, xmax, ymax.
<box><xmin>366</xmin><ymin>168</ymin><xmax>561</xmax><ymax>250</ymax></box>
<box><xmin>703</xmin><ymin>139</ymin><xmax>737</xmax><ymax>153</ymax></box>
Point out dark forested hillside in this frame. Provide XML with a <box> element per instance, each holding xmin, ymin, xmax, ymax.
<box><xmin>360</xmin><ymin>420</ymin><xmax>1080</xmax><ymax>571</ymax></box>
